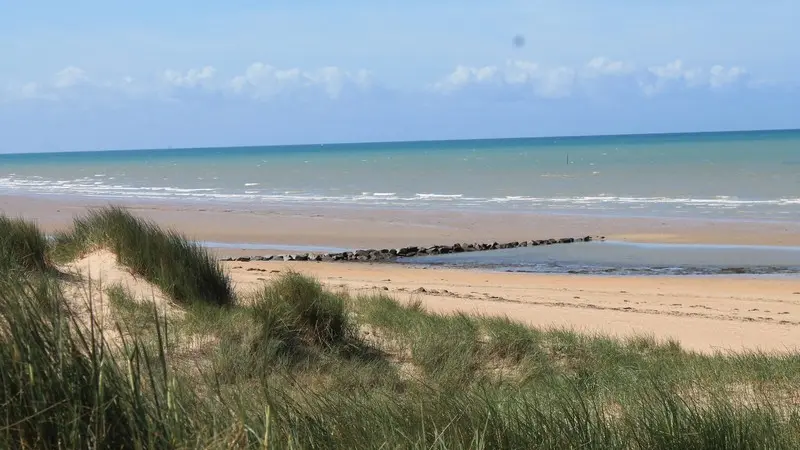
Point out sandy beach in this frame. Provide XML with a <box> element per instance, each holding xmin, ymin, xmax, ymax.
<box><xmin>225</xmin><ymin>260</ymin><xmax>800</xmax><ymax>354</ymax></box>
<box><xmin>3</xmin><ymin>194</ymin><xmax>800</xmax><ymax>353</ymax></box>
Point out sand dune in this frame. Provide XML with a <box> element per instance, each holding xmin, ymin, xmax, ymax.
<box><xmin>57</xmin><ymin>250</ymin><xmax>180</xmax><ymax>343</ymax></box>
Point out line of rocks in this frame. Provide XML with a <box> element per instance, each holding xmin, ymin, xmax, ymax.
<box><xmin>221</xmin><ymin>235</ymin><xmax>604</xmax><ymax>263</ymax></box>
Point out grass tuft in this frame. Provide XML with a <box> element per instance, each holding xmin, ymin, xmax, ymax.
<box><xmin>0</xmin><ymin>214</ymin><xmax>50</xmax><ymax>276</ymax></box>
<box><xmin>250</xmin><ymin>271</ymin><xmax>354</xmax><ymax>348</ymax></box>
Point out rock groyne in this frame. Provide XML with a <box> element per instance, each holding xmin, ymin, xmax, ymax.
<box><xmin>221</xmin><ymin>235</ymin><xmax>605</xmax><ymax>263</ymax></box>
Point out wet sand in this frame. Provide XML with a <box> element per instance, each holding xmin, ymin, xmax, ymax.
<box><xmin>3</xmin><ymin>195</ymin><xmax>800</xmax><ymax>256</ymax></box>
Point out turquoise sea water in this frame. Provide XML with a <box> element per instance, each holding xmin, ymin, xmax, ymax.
<box><xmin>1</xmin><ymin>129</ymin><xmax>799</xmax><ymax>221</ymax></box>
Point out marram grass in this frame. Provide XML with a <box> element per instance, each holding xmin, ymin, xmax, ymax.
<box><xmin>0</xmin><ymin>213</ymin><xmax>50</xmax><ymax>276</ymax></box>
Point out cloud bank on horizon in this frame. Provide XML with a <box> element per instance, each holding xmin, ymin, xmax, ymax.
<box><xmin>1</xmin><ymin>0</ymin><xmax>798</xmax><ymax>153</ymax></box>
<box><xmin>1</xmin><ymin>58</ymin><xmax>752</xmax><ymax>103</ymax></box>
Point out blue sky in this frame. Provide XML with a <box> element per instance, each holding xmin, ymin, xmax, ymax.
<box><xmin>1</xmin><ymin>0</ymin><xmax>798</xmax><ymax>153</ymax></box>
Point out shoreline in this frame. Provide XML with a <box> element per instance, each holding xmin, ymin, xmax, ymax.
<box><xmin>2</xmin><ymin>190</ymin><xmax>800</xmax><ymax>225</ymax></box>
<box><xmin>3</xmin><ymin>195</ymin><xmax>800</xmax><ymax>256</ymax></box>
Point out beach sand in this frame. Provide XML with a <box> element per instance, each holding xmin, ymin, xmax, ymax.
<box><xmin>3</xmin><ymin>194</ymin><xmax>800</xmax><ymax>353</ymax></box>
<box><xmin>227</xmin><ymin>260</ymin><xmax>800</xmax><ymax>354</ymax></box>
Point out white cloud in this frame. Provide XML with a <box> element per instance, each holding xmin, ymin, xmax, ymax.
<box><xmin>642</xmin><ymin>59</ymin><xmax>747</xmax><ymax>95</ymax></box>
<box><xmin>436</xmin><ymin>58</ymin><xmax>752</xmax><ymax>99</ymax></box>
<box><xmin>53</xmin><ymin>66</ymin><xmax>88</xmax><ymax>88</ymax></box>
<box><xmin>433</xmin><ymin>58</ymin><xmax>639</xmax><ymax>98</ymax></box>
<box><xmin>1</xmin><ymin>66</ymin><xmax>154</xmax><ymax>103</ymax></box>
<box><xmin>433</xmin><ymin>60</ymin><xmax>575</xmax><ymax>98</ymax></box>
<box><xmin>2</xmin><ymin>67</ymin><xmax>90</xmax><ymax>101</ymax></box>
<box><xmin>1</xmin><ymin>58</ymin><xmax>758</xmax><ymax>106</ymax></box>
<box><xmin>584</xmin><ymin>57</ymin><xmax>635</xmax><ymax>77</ymax></box>
<box><xmin>435</xmin><ymin>65</ymin><xmax>499</xmax><ymax>92</ymax></box>
<box><xmin>709</xmin><ymin>65</ymin><xmax>747</xmax><ymax>88</ymax></box>
<box><xmin>2</xmin><ymin>63</ymin><xmax>374</xmax><ymax>104</ymax></box>
<box><xmin>162</xmin><ymin>66</ymin><xmax>217</xmax><ymax>88</ymax></box>
<box><xmin>229</xmin><ymin>63</ymin><xmax>372</xmax><ymax>100</ymax></box>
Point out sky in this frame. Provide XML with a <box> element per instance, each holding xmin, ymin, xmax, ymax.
<box><xmin>1</xmin><ymin>0</ymin><xmax>799</xmax><ymax>153</ymax></box>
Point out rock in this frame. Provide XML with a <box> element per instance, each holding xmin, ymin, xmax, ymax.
<box><xmin>289</xmin><ymin>235</ymin><xmax>594</xmax><ymax>265</ymax></box>
<box><xmin>262</xmin><ymin>255</ymin><xmax>274</xmax><ymax>261</ymax></box>
<box><xmin>398</xmin><ymin>246</ymin><xmax>419</xmax><ymax>256</ymax></box>
<box><xmin>235</xmin><ymin>256</ymin><xmax>251</xmax><ymax>262</ymax></box>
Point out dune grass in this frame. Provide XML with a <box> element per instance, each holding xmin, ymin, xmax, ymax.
<box><xmin>0</xmin><ymin>276</ymin><xmax>186</xmax><ymax>448</ymax></box>
<box><xmin>3</xmin><ymin>269</ymin><xmax>800</xmax><ymax>448</ymax></box>
<box><xmin>52</xmin><ymin>205</ymin><xmax>234</xmax><ymax>306</ymax></box>
<box><xmin>1</xmin><ymin>209</ymin><xmax>800</xmax><ymax>448</ymax></box>
<box><xmin>0</xmin><ymin>214</ymin><xmax>50</xmax><ymax>276</ymax></box>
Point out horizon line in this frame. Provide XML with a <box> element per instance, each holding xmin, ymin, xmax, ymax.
<box><xmin>1</xmin><ymin>126</ymin><xmax>798</xmax><ymax>157</ymax></box>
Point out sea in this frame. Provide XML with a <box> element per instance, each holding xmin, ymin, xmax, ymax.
<box><xmin>2</xmin><ymin>129</ymin><xmax>799</xmax><ymax>275</ymax></box>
